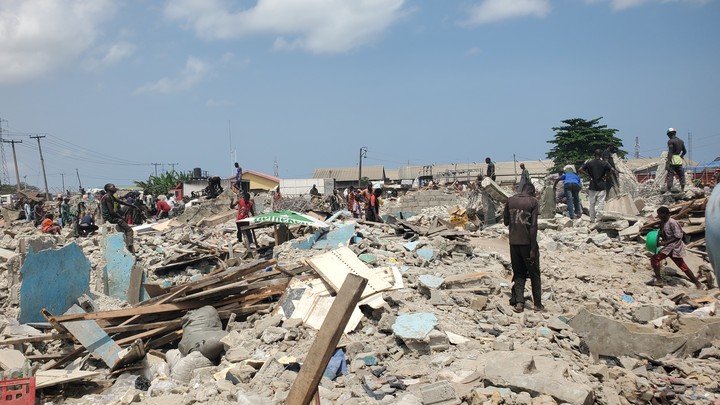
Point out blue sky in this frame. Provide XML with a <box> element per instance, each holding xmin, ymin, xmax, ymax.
<box><xmin>1</xmin><ymin>0</ymin><xmax>718</xmax><ymax>192</ymax></box>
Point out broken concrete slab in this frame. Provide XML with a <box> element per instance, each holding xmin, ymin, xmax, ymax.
<box><xmin>480</xmin><ymin>178</ymin><xmax>511</xmax><ymax>203</ymax></box>
<box><xmin>420</xmin><ymin>380</ymin><xmax>460</xmax><ymax>405</ymax></box>
<box><xmin>604</xmin><ymin>194</ymin><xmax>640</xmax><ymax>217</ymax></box>
<box><xmin>311</xmin><ymin>223</ymin><xmax>355</xmax><ymax>250</ymax></box>
<box><xmin>19</xmin><ymin>242</ymin><xmax>91</xmax><ymax>323</ymax></box>
<box><xmin>392</xmin><ymin>313</ymin><xmax>437</xmax><ymax>341</ymax></box>
<box><xmin>418</xmin><ymin>275</ymin><xmax>444</xmax><ymax>297</ymax></box>
<box><xmin>478</xmin><ymin>351</ymin><xmax>593</xmax><ymax>405</ymax></box>
<box><xmin>632</xmin><ymin>305</ymin><xmax>664</xmax><ymax>323</ymax></box>
<box><xmin>0</xmin><ymin>348</ymin><xmax>26</xmax><ymax>370</ymax></box>
<box><xmin>569</xmin><ymin>307</ymin><xmax>720</xmax><ymax>359</ymax></box>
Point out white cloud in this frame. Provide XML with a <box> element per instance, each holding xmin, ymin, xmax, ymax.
<box><xmin>164</xmin><ymin>0</ymin><xmax>407</xmax><ymax>53</ymax></box>
<box><xmin>464</xmin><ymin>0</ymin><xmax>551</xmax><ymax>25</ymax></box>
<box><xmin>588</xmin><ymin>0</ymin><xmax>710</xmax><ymax>10</ymax></box>
<box><xmin>101</xmin><ymin>42</ymin><xmax>136</xmax><ymax>66</ymax></box>
<box><xmin>134</xmin><ymin>57</ymin><xmax>209</xmax><ymax>94</ymax></box>
<box><xmin>466</xmin><ymin>47</ymin><xmax>481</xmax><ymax>56</ymax></box>
<box><xmin>0</xmin><ymin>0</ymin><xmax>115</xmax><ymax>83</ymax></box>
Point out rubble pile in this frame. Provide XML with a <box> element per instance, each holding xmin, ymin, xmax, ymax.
<box><xmin>0</xmin><ymin>180</ymin><xmax>718</xmax><ymax>405</ymax></box>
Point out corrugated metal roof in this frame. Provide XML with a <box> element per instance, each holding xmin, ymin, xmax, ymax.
<box><xmin>313</xmin><ymin>166</ymin><xmax>385</xmax><ymax>181</ymax></box>
<box><xmin>385</xmin><ymin>169</ymin><xmax>400</xmax><ymax>181</ymax></box>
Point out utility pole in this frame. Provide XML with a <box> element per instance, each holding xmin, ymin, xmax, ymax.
<box><xmin>358</xmin><ymin>147</ymin><xmax>368</xmax><ymax>187</ymax></box>
<box><xmin>168</xmin><ymin>163</ymin><xmax>179</xmax><ymax>172</ymax></box>
<box><xmin>30</xmin><ymin>135</ymin><xmax>50</xmax><ymax>200</ymax></box>
<box><xmin>273</xmin><ymin>158</ymin><xmax>279</xmax><ymax>177</ymax></box>
<box><xmin>0</xmin><ymin>117</ymin><xmax>9</xmax><ymax>186</ymax></box>
<box><xmin>513</xmin><ymin>154</ymin><xmax>518</xmax><ymax>184</ymax></box>
<box><xmin>634</xmin><ymin>136</ymin><xmax>640</xmax><ymax>159</ymax></box>
<box><xmin>61</xmin><ymin>173</ymin><xmax>65</xmax><ymax>192</ymax></box>
<box><xmin>2</xmin><ymin>139</ymin><xmax>22</xmax><ymax>191</ymax></box>
<box><xmin>151</xmin><ymin>163</ymin><xmax>160</xmax><ymax>176</ymax></box>
<box><xmin>688</xmin><ymin>132</ymin><xmax>692</xmax><ymax>164</ymax></box>
<box><xmin>76</xmin><ymin>168</ymin><xmax>82</xmax><ymax>191</ymax></box>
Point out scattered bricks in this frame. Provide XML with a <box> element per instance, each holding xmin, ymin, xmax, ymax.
<box><xmin>420</xmin><ymin>380</ymin><xmax>460</xmax><ymax>405</ymax></box>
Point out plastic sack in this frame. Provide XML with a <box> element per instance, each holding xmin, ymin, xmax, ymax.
<box><xmin>178</xmin><ymin>306</ymin><xmax>228</xmax><ymax>362</ymax></box>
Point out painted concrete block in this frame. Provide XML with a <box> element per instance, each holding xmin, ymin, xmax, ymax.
<box><xmin>312</xmin><ymin>224</ymin><xmax>355</xmax><ymax>250</ymax></box>
<box><xmin>103</xmin><ymin>233</ymin><xmax>146</xmax><ymax>302</ymax></box>
<box><xmin>392</xmin><ymin>313</ymin><xmax>437</xmax><ymax>341</ymax></box>
<box><xmin>19</xmin><ymin>243</ymin><xmax>91</xmax><ymax>323</ymax></box>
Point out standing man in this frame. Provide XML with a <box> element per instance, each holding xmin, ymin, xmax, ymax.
<box><xmin>232</xmin><ymin>162</ymin><xmax>243</xmax><ymax>194</ymax></box>
<box><xmin>665</xmin><ymin>128</ymin><xmax>687</xmax><ymax>192</ymax></box>
<box><xmin>517</xmin><ymin>163</ymin><xmax>530</xmax><ymax>193</ymax></box>
<box><xmin>231</xmin><ymin>192</ymin><xmax>256</xmax><ymax>246</ymax></box>
<box><xmin>328</xmin><ymin>189</ymin><xmax>341</xmax><ymax>212</ymax></box>
<box><xmin>503</xmin><ymin>182</ymin><xmax>542</xmax><ymax>313</ymax></box>
<box><xmin>100</xmin><ymin>183</ymin><xmax>136</xmax><ymax>253</ymax></box>
<box><xmin>579</xmin><ymin>150</ymin><xmax>616</xmax><ymax>222</ymax></box>
<box><xmin>485</xmin><ymin>157</ymin><xmax>496</xmax><ymax>182</ymax></box>
<box><xmin>649</xmin><ymin>206</ymin><xmax>703</xmax><ymax>289</ymax></box>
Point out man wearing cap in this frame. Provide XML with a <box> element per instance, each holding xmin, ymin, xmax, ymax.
<box><xmin>666</xmin><ymin>128</ymin><xmax>687</xmax><ymax>192</ymax></box>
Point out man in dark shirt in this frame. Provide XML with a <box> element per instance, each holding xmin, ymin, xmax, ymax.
<box><xmin>665</xmin><ymin>128</ymin><xmax>687</xmax><ymax>192</ymax></box>
<box><xmin>485</xmin><ymin>157</ymin><xmax>496</xmax><ymax>181</ymax></box>
<box><xmin>503</xmin><ymin>182</ymin><xmax>542</xmax><ymax>313</ymax></box>
<box><xmin>100</xmin><ymin>183</ymin><xmax>136</xmax><ymax>253</ymax></box>
<box><xmin>579</xmin><ymin>150</ymin><xmax>616</xmax><ymax>222</ymax></box>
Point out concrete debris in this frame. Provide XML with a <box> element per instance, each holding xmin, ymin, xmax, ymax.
<box><xmin>0</xmin><ymin>180</ymin><xmax>716</xmax><ymax>404</ymax></box>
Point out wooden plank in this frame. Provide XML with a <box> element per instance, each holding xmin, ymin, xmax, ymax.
<box><xmin>52</xmin><ymin>302</ymin><xmax>199</xmax><ymax>323</ymax></box>
<box><xmin>145</xmin><ymin>330</ymin><xmax>183</xmax><ymax>350</ymax></box>
<box><xmin>173</xmin><ymin>280</ymin><xmax>249</xmax><ymax>302</ymax></box>
<box><xmin>119</xmin><ymin>285</ymin><xmax>192</xmax><ymax>326</ymax></box>
<box><xmin>0</xmin><ymin>320</ymin><xmax>183</xmax><ymax>346</ymax></box>
<box><xmin>35</xmin><ymin>369</ymin><xmax>100</xmax><ymax>389</ymax></box>
<box><xmin>127</xmin><ymin>264</ymin><xmax>144</xmax><ymax>305</ymax></box>
<box><xmin>285</xmin><ymin>274</ymin><xmax>368</xmax><ymax>405</ymax></box>
<box><xmin>41</xmin><ymin>346</ymin><xmax>85</xmax><ymax>371</ymax></box>
<box><xmin>115</xmin><ymin>326</ymin><xmax>173</xmax><ymax>346</ymax></box>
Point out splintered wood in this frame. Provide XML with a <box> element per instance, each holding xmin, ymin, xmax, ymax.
<box><xmin>4</xmin><ymin>258</ymin><xmax>289</xmax><ymax>375</ymax></box>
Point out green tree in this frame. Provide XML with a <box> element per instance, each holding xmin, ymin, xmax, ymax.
<box><xmin>546</xmin><ymin>117</ymin><xmax>626</xmax><ymax>172</ymax></box>
<box><xmin>134</xmin><ymin>171</ymin><xmax>191</xmax><ymax>197</ymax></box>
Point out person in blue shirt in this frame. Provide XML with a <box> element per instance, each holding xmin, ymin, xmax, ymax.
<box><xmin>554</xmin><ymin>165</ymin><xmax>582</xmax><ymax>219</ymax></box>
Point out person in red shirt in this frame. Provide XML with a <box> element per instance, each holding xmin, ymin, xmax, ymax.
<box><xmin>231</xmin><ymin>192</ymin><xmax>256</xmax><ymax>245</ymax></box>
<box><xmin>41</xmin><ymin>213</ymin><xmax>62</xmax><ymax>235</ymax></box>
<box><xmin>156</xmin><ymin>196</ymin><xmax>171</xmax><ymax>219</ymax></box>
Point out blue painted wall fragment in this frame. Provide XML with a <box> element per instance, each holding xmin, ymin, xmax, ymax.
<box><xmin>103</xmin><ymin>233</ymin><xmax>146</xmax><ymax>302</ymax></box>
<box><xmin>392</xmin><ymin>313</ymin><xmax>438</xmax><ymax>340</ymax></box>
<box><xmin>416</xmin><ymin>248</ymin><xmax>434</xmax><ymax>262</ymax></box>
<box><xmin>292</xmin><ymin>228</ymin><xmax>329</xmax><ymax>250</ymax></box>
<box><xmin>62</xmin><ymin>304</ymin><xmax>123</xmax><ymax>369</ymax></box>
<box><xmin>19</xmin><ymin>242</ymin><xmax>91</xmax><ymax>323</ymax></box>
<box><xmin>312</xmin><ymin>224</ymin><xmax>355</xmax><ymax>250</ymax></box>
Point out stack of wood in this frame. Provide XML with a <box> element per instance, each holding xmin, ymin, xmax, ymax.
<box><xmin>640</xmin><ymin>197</ymin><xmax>708</xmax><ymax>255</ymax></box>
<box><xmin>0</xmin><ymin>258</ymin><xmax>291</xmax><ymax>378</ymax></box>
